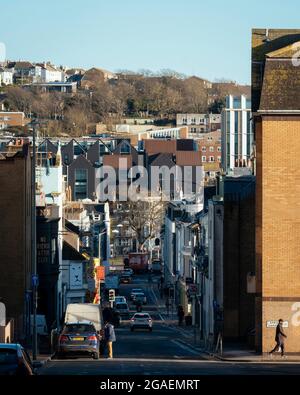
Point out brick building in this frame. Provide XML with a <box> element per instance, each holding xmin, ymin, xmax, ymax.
<box><xmin>253</xmin><ymin>28</ymin><xmax>300</xmax><ymax>353</ymax></box>
<box><xmin>0</xmin><ymin>111</ymin><xmax>25</xmax><ymax>130</ymax></box>
<box><xmin>0</xmin><ymin>145</ymin><xmax>32</xmax><ymax>339</ymax></box>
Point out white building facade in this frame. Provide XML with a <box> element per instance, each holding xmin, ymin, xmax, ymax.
<box><xmin>221</xmin><ymin>95</ymin><xmax>253</xmax><ymax>174</ymax></box>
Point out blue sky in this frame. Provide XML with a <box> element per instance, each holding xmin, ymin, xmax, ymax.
<box><xmin>1</xmin><ymin>0</ymin><xmax>299</xmax><ymax>84</ymax></box>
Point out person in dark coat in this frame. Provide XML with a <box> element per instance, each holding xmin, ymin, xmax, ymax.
<box><xmin>269</xmin><ymin>319</ymin><xmax>287</xmax><ymax>357</ymax></box>
<box><xmin>104</xmin><ymin>320</ymin><xmax>116</xmax><ymax>359</ymax></box>
<box><xmin>177</xmin><ymin>305</ymin><xmax>185</xmax><ymax>326</ymax></box>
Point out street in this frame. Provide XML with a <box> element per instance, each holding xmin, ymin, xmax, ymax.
<box><xmin>38</xmin><ymin>274</ymin><xmax>300</xmax><ymax>375</ymax></box>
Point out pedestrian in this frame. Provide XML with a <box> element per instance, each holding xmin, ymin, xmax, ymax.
<box><xmin>269</xmin><ymin>319</ymin><xmax>287</xmax><ymax>358</ymax></box>
<box><xmin>177</xmin><ymin>305</ymin><xmax>184</xmax><ymax>326</ymax></box>
<box><xmin>104</xmin><ymin>320</ymin><xmax>116</xmax><ymax>359</ymax></box>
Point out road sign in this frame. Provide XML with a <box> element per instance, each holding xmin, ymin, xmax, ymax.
<box><xmin>96</xmin><ymin>266</ymin><xmax>105</xmax><ymax>281</ymax></box>
<box><xmin>109</xmin><ymin>289</ymin><xmax>115</xmax><ymax>302</ymax></box>
<box><xmin>31</xmin><ymin>275</ymin><xmax>39</xmax><ymax>288</ymax></box>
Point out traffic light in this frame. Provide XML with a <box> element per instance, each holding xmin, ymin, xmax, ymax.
<box><xmin>108</xmin><ymin>289</ymin><xmax>115</xmax><ymax>302</ymax></box>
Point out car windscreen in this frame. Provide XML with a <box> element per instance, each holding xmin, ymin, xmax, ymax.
<box><xmin>134</xmin><ymin>314</ymin><xmax>149</xmax><ymax>318</ymax></box>
<box><xmin>64</xmin><ymin>324</ymin><xmax>95</xmax><ymax>333</ymax></box>
<box><xmin>0</xmin><ymin>349</ymin><xmax>18</xmax><ymax>364</ymax></box>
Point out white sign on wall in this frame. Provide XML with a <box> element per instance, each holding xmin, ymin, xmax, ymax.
<box><xmin>70</xmin><ymin>263</ymin><xmax>83</xmax><ymax>290</ymax></box>
<box><xmin>266</xmin><ymin>320</ymin><xmax>289</xmax><ymax>328</ymax></box>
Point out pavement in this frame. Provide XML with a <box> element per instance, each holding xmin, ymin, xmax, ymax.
<box><xmin>150</xmin><ymin>280</ymin><xmax>300</xmax><ymax>364</ymax></box>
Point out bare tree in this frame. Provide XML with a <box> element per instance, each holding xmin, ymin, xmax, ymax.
<box><xmin>124</xmin><ymin>199</ymin><xmax>166</xmax><ymax>251</ymax></box>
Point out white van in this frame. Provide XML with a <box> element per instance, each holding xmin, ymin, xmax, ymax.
<box><xmin>64</xmin><ymin>304</ymin><xmax>103</xmax><ymax>332</ymax></box>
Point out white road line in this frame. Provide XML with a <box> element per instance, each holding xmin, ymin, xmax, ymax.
<box><xmin>48</xmin><ymin>357</ymin><xmax>215</xmax><ymax>363</ymax></box>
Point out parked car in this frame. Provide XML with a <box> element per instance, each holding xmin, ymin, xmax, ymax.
<box><xmin>123</xmin><ymin>268</ymin><xmax>134</xmax><ymax>276</ymax></box>
<box><xmin>57</xmin><ymin>322</ymin><xmax>100</xmax><ymax>359</ymax></box>
<box><xmin>150</xmin><ymin>260</ymin><xmax>162</xmax><ymax>274</ymax></box>
<box><xmin>130</xmin><ymin>313</ymin><xmax>153</xmax><ymax>332</ymax></box>
<box><xmin>133</xmin><ymin>292</ymin><xmax>147</xmax><ymax>305</ymax></box>
<box><xmin>114</xmin><ymin>302</ymin><xmax>130</xmax><ymax>319</ymax></box>
<box><xmin>0</xmin><ymin>344</ymin><xmax>42</xmax><ymax>375</ymax></box>
<box><xmin>114</xmin><ymin>296</ymin><xmax>127</xmax><ymax>305</ymax></box>
<box><xmin>119</xmin><ymin>273</ymin><xmax>132</xmax><ymax>284</ymax></box>
<box><xmin>130</xmin><ymin>288</ymin><xmax>143</xmax><ymax>300</ymax></box>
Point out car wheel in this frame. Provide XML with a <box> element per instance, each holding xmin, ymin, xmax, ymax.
<box><xmin>93</xmin><ymin>352</ymin><xmax>99</xmax><ymax>360</ymax></box>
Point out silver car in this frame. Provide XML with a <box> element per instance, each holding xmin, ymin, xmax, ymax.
<box><xmin>115</xmin><ymin>302</ymin><xmax>130</xmax><ymax>319</ymax></box>
<box><xmin>57</xmin><ymin>322</ymin><xmax>100</xmax><ymax>359</ymax></box>
<box><xmin>130</xmin><ymin>313</ymin><xmax>153</xmax><ymax>332</ymax></box>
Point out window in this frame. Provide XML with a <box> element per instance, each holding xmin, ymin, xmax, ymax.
<box><xmin>217</xmin><ymin>156</ymin><xmax>221</xmax><ymax>162</ymax></box>
<box><xmin>74</xmin><ymin>144</ymin><xmax>85</xmax><ymax>156</ymax></box>
<box><xmin>207</xmin><ymin>136</ymin><xmax>212</xmax><ymax>141</ymax></box>
<box><xmin>210</xmin><ymin>156</ymin><xmax>215</xmax><ymax>162</ymax></box>
<box><xmin>201</xmin><ymin>147</ymin><xmax>206</xmax><ymax>152</ymax></box>
<box><xmin>233</xmin><ymin>97</ymin><xmax>241</xmax><ymax>109</ymax></box>
<box><xmin>202</xmin><ymin>156</ymin><xmax>206</xmax><ymax>162</ymax></box>
<box><xmin>209</xmin><ymin>146</ymin><xmax>214</xmax><ymax>152</ymax></box>
<box><xmin>120</xmin><ymin>143</ymin><xmax>131</xmax><ymax>154</ymax></box>
<box><xmin>191</xmin><ymin>127</ymin><xmax>197</xmax><ymax>133</ymax></box>
<box><xmin>75</xmin><ymin>168</ymin><xmax>87</xmax><ymax>200</ymax></box>
<box><xmin>51</xmin><ymin>238</ymin><xmax>57</xmax><ymax>264</ymax></box>
<box><xmin>217</xmin><ymin>146</ymin><xmax>221</xmax><ymax>152</ymax></box>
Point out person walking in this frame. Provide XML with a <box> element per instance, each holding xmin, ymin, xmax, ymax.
<box><xmin>177</xmin><ymin>305</ymin><xmax>185</xmax><ymax>326</ymax></box>
<box><xmin>104</xmin><ymin>320</ymin><xmax>116</xmax><ymax>359</ymax></box>
<box><xmin>269</xmin><ymin>319</ymin><xmax>287</xmax><ymax>358</ymax></box>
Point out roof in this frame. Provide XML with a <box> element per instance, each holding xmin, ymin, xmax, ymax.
<box><xmin>144</xmin><ymin>139</ymin><xmax>176</xmax><ymax>155</ymax></box>
<box><xmin>176</xmin><ymin>139</ymin><xmax>194</xmax><ymax>151</ymax></box>
<box><xmin>148</xmin><ymin>153</ymin><xmax>175</xmax><ymax>167</ymax></box>
<box><xmin>0</xmin><ymin>344</ymin><xmax>20</xmax><ymax>350</ymax></box>
<box><xmin>103</xmin><ymin>154</ymin><xmax>133</xmax><ymax>169</ymax></box>
<box><xmin>175</xmin><ymin>151</ymin><xmax>202</xmax><ymax>166</ymax></box>
<box><xmin>64</xmin><ymin>219</ymin><xmax>80</xmax><ymax>235</ymax></box>
<box><xmin>62</xmin><ymin>241</ymin><xmax>87</xmax><ymax>261</ymax></box>
<box><xmin>9</xmin><ymin>61</ymin><xmax>34</xmax><ymax>69</ymax></box>
<box><xmin>259</xmin><ymin>58</ymin><xmax>300</xmax><ymax>112</ymax></box>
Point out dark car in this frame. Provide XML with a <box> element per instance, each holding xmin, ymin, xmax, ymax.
<box><xmin>57</xmin><ymin>322</ymin><xmax>100</xmax><ymax>359</ymax></box>
<box><xmin>0</xmin><ymin>343</ymin><xmax>41</xmax><ymax>376</ymax></box>
<box><xmin>115</xmin><ymin>302</ymin><xmax>130</xmax><ymax>319</ymax></box>
<box><xmin>119</xmin><ymin>273</ymin><xmax>132</xmax><ymax>284</ymax></box>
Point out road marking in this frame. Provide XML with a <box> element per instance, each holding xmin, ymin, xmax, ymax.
<box><xmin>171</xmin><ymin>340</ymin><xmax>200</xmax><ymax>356</ymax></box>
<box><xmin>46</xmin><ymin>357</ymin><xmax>213</xmax><ymax>363</ymax></box>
